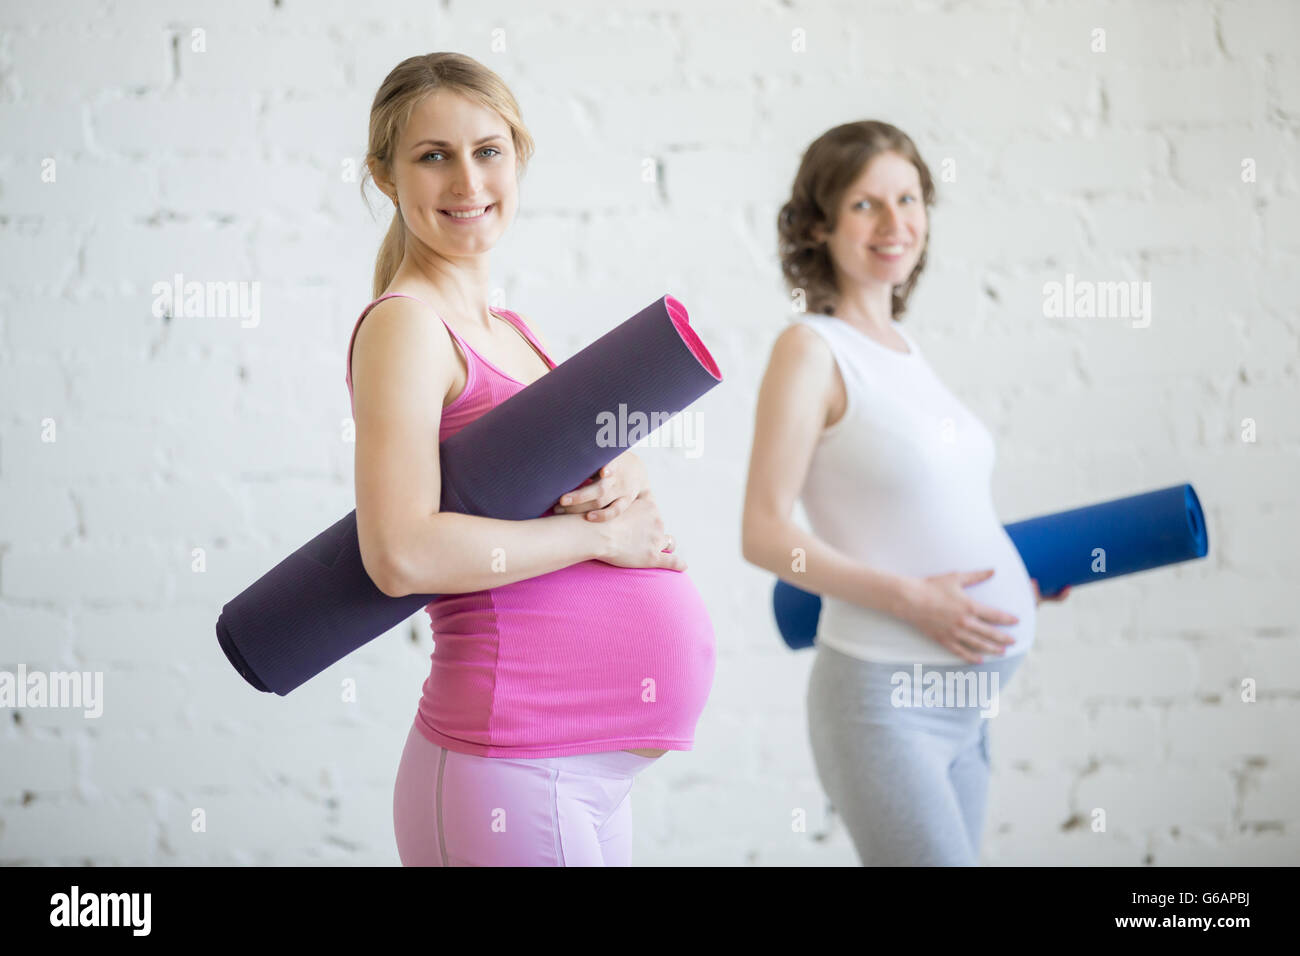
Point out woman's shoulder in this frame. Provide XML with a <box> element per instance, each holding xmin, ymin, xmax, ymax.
<box><xmin>762</xmin><ymin>319</ymin><xmax>840</xmax><ymax>392</ymax></box>
<box><xmin>350</xmin><ymin>293</ymin><xmax>460</xmax><ymax>384</ymax></box>
<box><xmin>353</xmin><ymin>293</ymin><xmax>448</xmax><ymax>348</ymax></box>
<box><xmin>774</xmin><ymin>315</ymin><xmax>837</xmax><ymax>357</ymax></box>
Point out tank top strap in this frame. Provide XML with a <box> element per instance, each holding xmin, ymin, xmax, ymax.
<box><xmin>493</xmin><ymin>308</ymin><xmax>556</xmax><ymax>367</ymax></box>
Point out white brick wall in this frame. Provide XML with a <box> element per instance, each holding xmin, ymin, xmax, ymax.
<box><xmin>1</xmin><ymin>0</ymin><xmax>1297</xmax><ymax>867</ymax></box>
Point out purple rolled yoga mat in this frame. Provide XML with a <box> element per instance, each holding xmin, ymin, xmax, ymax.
<box><xmin>216</xmin><ymin>294</ymin><xmax>722</xmax><ymax>696</ymax></box>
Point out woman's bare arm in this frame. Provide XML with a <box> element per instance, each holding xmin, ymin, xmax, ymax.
<box><xmin>740</xmin><ymin>323</ymin><xmax>917</xmax><ymax>619</ymax></box>
<box><xmin>351</xmin><ymin>297</ymin><xmax>607</xmax><ymax>598</ymax></box>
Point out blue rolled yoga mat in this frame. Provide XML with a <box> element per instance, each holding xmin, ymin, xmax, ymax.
<box><xmin>773</xmin><ymin>483</ymin><xmax>1209</xmax><ymax>650</ymax></box>
<box><xmin>217</xmin><ymin>294</ymin><xmax>722</xmax><ymax>695</ymax></box>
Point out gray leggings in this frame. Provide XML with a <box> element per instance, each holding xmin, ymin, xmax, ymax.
<box><xmin>806</xmin><ymin>642</ymin><xmax>1026</xmax><ymax>866</ymax></box>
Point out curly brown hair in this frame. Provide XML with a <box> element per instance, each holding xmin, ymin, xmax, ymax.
<box><xmin>777</xmin><ymin>121</ymin><xmax>936</xmax><ymax>321</ymax></box>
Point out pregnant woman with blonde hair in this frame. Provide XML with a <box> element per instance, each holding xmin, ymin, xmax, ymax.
<box><xmin>742</xmin><ymin>121</ymin><xmax>1069</xmax><ymax>866</ymax></box>
<box><xmin>349</xmin><ymin>52</ymin><xmax>714</xmax><ymax>866</ymax></box>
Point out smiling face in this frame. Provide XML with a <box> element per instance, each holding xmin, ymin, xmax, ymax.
<box><xmin>380</xmin><ymin>88</ymin><xmax>518</xmax><ymax>256</ymax></box>
<box><xmin>814</xmin><ymin>150</ymin><xmax>927</xmax><ymax>298</ymax></box>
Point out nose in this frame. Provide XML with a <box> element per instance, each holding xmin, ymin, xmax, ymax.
<box><xmin>877</xmin><ymin>202</ymin><xmax>901</xmax><ymax>235</ymax></box>
<box><xmin>452</xmin><ymin>157</ymin><xmax>483</xmax><ymax>197</ymax></box>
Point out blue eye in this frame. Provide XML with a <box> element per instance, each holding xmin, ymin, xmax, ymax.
<box><xmin>856</xmin><ymin>195</ymin><xmax>916</xmax><ymax>209</ymax></box>
<box><xmin>422</xmin><ymin>147</ymin><xmax>502</xmax><ymax>162</ymax></box>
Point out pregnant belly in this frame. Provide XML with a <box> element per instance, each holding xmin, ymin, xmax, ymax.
<box><xmin>604</xmin><ymin>567</ymin><xmax>710</xmax><ymax>757</ymax></box>
<box><xmin>427</xmin><ymin>560</ymin><xmax>716</xmax><ymax>748</ymax></box>
<box><xmin>934</xmin><ymin>525</ymin><xmax>1038</xmax><ymax>649</ymax></box>
<box><xmin>823</xmin><ymin>519</ymin><xmax>1039</xmax><ymax>660</ymax></box>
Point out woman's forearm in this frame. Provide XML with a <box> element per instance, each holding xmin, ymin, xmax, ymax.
<box><xmin>387</xmin><ymin>511</ymin><xmax>606</xmax><ymax>598</ymax></box>
<box><xmin>386</xmin><ymin>450</ymin><xmax>650</xmax><ymax>598</ymax></box>
<box><xmin>743</xmin><ymin>515</ymin><xmax>918</xmax><ymax>622</ymax></box>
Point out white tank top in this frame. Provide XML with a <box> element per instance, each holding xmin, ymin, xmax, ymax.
<box><xmin>795</xmin><ymin>314</ymin><xmax>1037</xmax><ymax>664</ymax></box>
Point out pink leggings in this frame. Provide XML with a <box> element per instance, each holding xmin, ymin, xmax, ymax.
<box><xmin>392</xmin><ymin>722</ymin><xmax>661</xmax><ymax>866</ymax></box>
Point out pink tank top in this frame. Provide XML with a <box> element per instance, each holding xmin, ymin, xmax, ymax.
<box><xmin>346</xmin><ymin>293</ymin><xmax>716</xmax><ymax>758</ymax></box>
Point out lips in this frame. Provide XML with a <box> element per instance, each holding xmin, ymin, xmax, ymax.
<box><xmin>440</xmin><ymin>203</ymin><xmax>494</xmax><ymax>220</ymax></box>
<box><xmin>869</xmin><ymin>243</ymin><xmax>909</xmax><ymax>263</ymax></box>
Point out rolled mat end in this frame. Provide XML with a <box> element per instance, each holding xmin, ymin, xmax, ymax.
<box><xmin>216</xmin><ymin>616</ymin><xmax>272</xmax><ymax>693</ymax></box>
<box><xmin>772</xmin><ymin>578</ymin><xmax>820</xmax><ymax>651</ymax></box>
<box><xmin>665</xmin><ymin>294</ymin><xmax>722</xmax><ymax>381</ymax></box>
<box><xmin>1184</xmin><ymin>483</ymin><xmax>1209</xmax><ymax>557</ymax></box>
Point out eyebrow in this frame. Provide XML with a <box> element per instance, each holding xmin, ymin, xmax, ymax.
<box><xmin>849</xmin><ymin>189</ymin><xmax>917</xmax><ymax>200</ymax></box>
<box><xmin>412</xmin><ymin>135</ymin><xmax>508</xmax><ymax>149</ymax></box>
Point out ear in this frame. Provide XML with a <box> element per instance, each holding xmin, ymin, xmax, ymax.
<box><xmin>368</xmin><ymin>159</ymin><xmax>396</xmax><ymax>204</ymax></box>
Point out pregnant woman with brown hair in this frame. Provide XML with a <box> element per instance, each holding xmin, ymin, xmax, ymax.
<box><xmin>742</xmin><ymin>121</ymin><xmax>1069</xmax><ymax>865</ymax></box>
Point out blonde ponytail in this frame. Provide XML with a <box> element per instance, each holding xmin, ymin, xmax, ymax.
<box><xmin>372</xmin><ymin>205</ymin><xmax>406</xmax><ymax>300</ymax></box>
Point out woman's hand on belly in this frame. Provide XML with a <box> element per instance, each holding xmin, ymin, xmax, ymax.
<box><xmin>551</xmin><ymin>453</ymin><xmax>647</xmax><ymax>521</ymax></box>
<box><xmin>897</xmin><ymin>567</ymin><xmax>1022</xmax><ymax>664</ymax></box>
<box><xmin>590</xmin><ymin>492</ymin><xmax>687</xmax><ymax>571</ymax></box>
